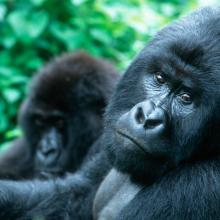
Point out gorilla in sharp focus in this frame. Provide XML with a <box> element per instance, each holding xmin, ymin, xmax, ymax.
<box><xmin>1</xmin><ymin>6</ymin><xmax>220</xmax><ymax>220</ymax></box>
<box><xmin>0</xmin><ymin>51</ymin><xmax>119</xmax><ymax>179</ymax></box>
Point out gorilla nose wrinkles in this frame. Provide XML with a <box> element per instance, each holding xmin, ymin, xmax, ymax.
<box><xmin>134</xmin><ymin>101</ymin><xmax>165</xmax><ymax>130</ymax></box>
<box><xmin>135</xmin><ymin>101</ymin><xmax>155</xmax><ymax>124</ymax></box>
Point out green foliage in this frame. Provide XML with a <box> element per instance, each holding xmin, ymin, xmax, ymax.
<box><xmin>0</xmin><ymin>0</ymin><xmax>211</xmax><ymax>147</ymax></box>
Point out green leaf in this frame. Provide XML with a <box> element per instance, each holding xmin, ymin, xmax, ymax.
<box><xmin>2</xmin><ymin>88</ymin><xmax>21</xmax><ymax>103</ymax></box>
<box><xmin>0</xmin><ymin>104</ymin><xmax>8</xmax><ymax>132</ymax></box>
<box><xmin>50</xmin><ymin>22</ymin><xmax>84</xmax><ymax>49</ymax></box>
<box><xmin>5</xmin><ymin>128</ymin><xmax>22</xmax><ymax>139</ymax></box>
<box><xmin>0</xmin><ymin>4</ymin><xmax>6</xmax><ymax>21</ymax></box>
<box><xmin>30</xmin><ymin>0</ymin><xmax>46</xmax><ymax>6</ymax></box>
<box><xmin>8</xmin><ymin>10</ymin><xmax>49</xmax><ymax>41</ymax></box>
<box><xmin>90</xmin><ymin>29</ymin><xmax>112</xmax><ymax>44</ymax></box>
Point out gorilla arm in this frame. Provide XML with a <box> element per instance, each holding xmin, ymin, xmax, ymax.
<box><xmin>0</xmin><ymin>146</ymin><xmax>110</xmax><ymax>220</ymax></box>
<box><xmin>0</xmin><ymin>138</ymin><xmax>33</xmax><ymax>179</ymax></box>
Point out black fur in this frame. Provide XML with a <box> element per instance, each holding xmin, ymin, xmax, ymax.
<box><xmin>0</xmin><ymin>52</ymin><xmax>119</xmax><ymax>179</ymax></box>
<box><xmin>1</xmin><ymin>6</ymin><xmax>220</xmax><ymax>220</ymax></box>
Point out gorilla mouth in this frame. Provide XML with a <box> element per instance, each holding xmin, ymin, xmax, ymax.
<box><xmin>116</xmin><ymin>129</ymin><xmax>149</xmax><ymax>155</ymax></box>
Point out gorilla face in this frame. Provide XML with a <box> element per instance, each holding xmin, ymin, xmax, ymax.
<box><xmin>19</xmin><ymin>95</ymin><xmax>102</xmax><ymax>176</ymax></box>
<box><xmin>105</xmin><ymin>33</ymin><xmax>220</xmax><ymax>181</ymax></box>
<box><xmin>20</xmin><ymin>101</ymin><xmax>70</xmax><ymax>174</ymax></box>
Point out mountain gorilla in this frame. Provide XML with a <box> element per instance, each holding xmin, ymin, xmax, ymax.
<box><xmin>1</xmin><ymin>6</ymin><xmax>220</xmax><ymax>220</ymax></box>
<box><xmin>0</xmin><ymin>52</ymin><xmax>119</xmax><ymax>179</ymax></box>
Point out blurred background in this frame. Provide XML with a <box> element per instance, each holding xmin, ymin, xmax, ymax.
<box><xmin>0</xmin><ymin>0</ymin><xmax>218</xmax><ymax>149</ymax></box>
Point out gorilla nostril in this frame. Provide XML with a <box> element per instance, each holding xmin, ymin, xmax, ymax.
<box><xmin>46</xmin><ymin>149</ymin><xmax>56</xmax><ymax>156</ymax></box>
<box><xmin>135</xmin><ymin>107</ymin><xmax>145</xmax><ymax>124</ymax></box>
<box><xmin>144</xmin><ymin>119</ymin><xmax>163</xmax><ymax>129</ymax></box>
<box><xmin>41</xmin><ymin>148</ymin><xmax>57</xmax><ymax>157</ymax></box>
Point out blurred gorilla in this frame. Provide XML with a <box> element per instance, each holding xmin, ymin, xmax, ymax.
<box><xmin>0</xmin><ymin>52</ymin><xmax>119</xmax><ymax>179</ymax></box>
<box><xmin>1</xmin><ymin>6</ymin><xmax>220</xmax><ymax>220</ymax></box>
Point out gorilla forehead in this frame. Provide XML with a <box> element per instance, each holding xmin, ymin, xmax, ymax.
<box><xmin>30</xmin><ymin>71</ymin><xmax>80</xmax><ymax>111</ymax></box>
<box><xmin>27</xmin><ymin>52</ymin><xmax>112</xmax><ymax>112</ymax></box>
<box><xmin>105</xmin><ymin>7</ymin><xmax>220</xmax><ymax>127</ymax></box>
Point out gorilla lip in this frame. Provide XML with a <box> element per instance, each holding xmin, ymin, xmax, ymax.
<box><xmin>116</xmin><ymin>129</ymin><xmax>149</xmax><ymax>155</ymax></box>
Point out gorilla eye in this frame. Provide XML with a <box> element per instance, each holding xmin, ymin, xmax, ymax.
<box><xmin>34</xmin><ymin>117</ymin><xmax>44</xmax><ymax>126</ymax></box>
<box><xmin>55</xmin><ymin>119</ymin><xmax>65</xmax><ymax>129</ymax></box>
<box><xmin>154</xmin><ymin>72</ymin><xmax>165</xmax><ymax>84</ymax></box>
<box><xmin>180</xmin><ymin>93</ymin><xmax>192</xmax><ymax>104</ymax></box>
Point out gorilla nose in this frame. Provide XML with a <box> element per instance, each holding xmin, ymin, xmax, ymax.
<box><xmin>38</xmin><ymin>137</ymin><xmax>60</xmax><ymax>162</ymax></box>
<box><xmin>134</xmin><ymin>101</ymin><xmax>165</xmax><ymax>130</ymax></box>
<box><xmin>41</xmin><ymin>145</ymin><xmax>57</xmax><ymax>156</ymax></box>
<box><xmin>37</xmin><ymin>142</ymin><xmax>60</xmax><ymax>165</ymax></box>
<box><xmin>116</xmin><ymin>100</ymin><xmax>167</xmax><ymax>154</ymax></box>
